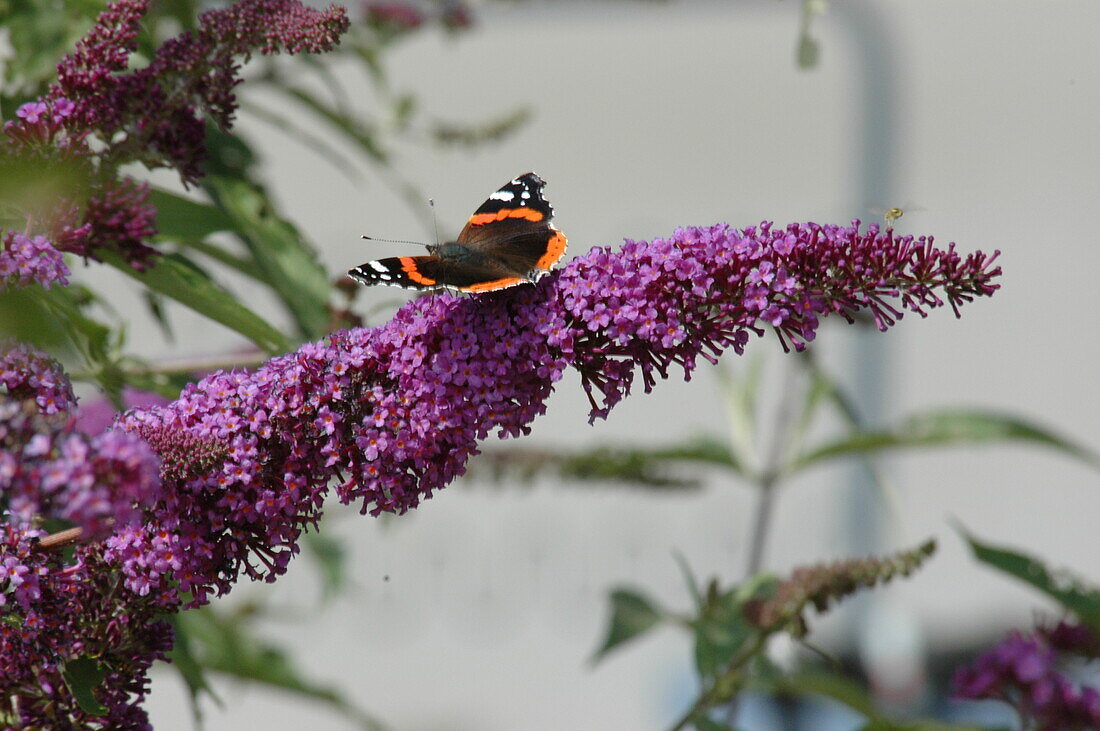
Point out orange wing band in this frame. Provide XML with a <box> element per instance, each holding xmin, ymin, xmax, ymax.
<box><xmin>460</xmin><ymin>276</ymin><xmax>525</xmax><ymax>293</ymax></box>
<box><xmin>535</xmin><ymin>231</ymin><xmax>568</xmax><ymax>271</ymax></box>
<box><xmin>399</xmin><ymin>257</ymin><xmax>436</xmax><ymax>286</ymax></box>
<box><xmin>468</xmin><ymin>208</ymin><xmax>544</xmax><ymax>225</ymax></box>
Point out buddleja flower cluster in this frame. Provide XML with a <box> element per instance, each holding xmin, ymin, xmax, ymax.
<box><xmin>0</xmin><ymin>0</ymin><xmax>349</xmax><ymax>283</ymax></box>
<box><xmin>0</xmin><ymin>231</ymin><xmax>70</xmax><ymax>290</ymax></box>
<box><xmin>1</xmin><ymin>217</ymin><xmax>1000</xmax><ymax>725</ymax></box>
<box><xmin>1</xmin><ymin>344</ymin><xmax>160</xmax><ymax>548</ymax></box>
<box><xmin>743</xmin><ymin>539</ymin><xmax>937</xmax><ymax>637</ymax></box>
<box><xmin>954</xmin><ymin>621</ymin><xmax>1100</xmax><ymax>729</ymax></box>
<box><xmin>1</xmin><ymin>346</ymin><xmax>169</xmax><ymax>728</ymax></box>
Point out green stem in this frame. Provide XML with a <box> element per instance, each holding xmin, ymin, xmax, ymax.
<box><xmin>745</xmin><ymin>356</ymin><xmax>803</xmax><ymax>576</ymax></box>
<box><xmin>668</xmin><ymin>632</ymin><xmax>770</xmax><ymax>731</ymax></box>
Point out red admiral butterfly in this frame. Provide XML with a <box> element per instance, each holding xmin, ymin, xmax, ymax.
<box><xmin>347</xmin><ymin>173</ymin><xmax>568</xmax><ymax>293</ymax></box>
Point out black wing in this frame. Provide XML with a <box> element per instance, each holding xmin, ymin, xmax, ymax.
<box><xmin>348</xmin><ymin>255</ymin><xmax>526</xmax><ymax>293</ymax></box>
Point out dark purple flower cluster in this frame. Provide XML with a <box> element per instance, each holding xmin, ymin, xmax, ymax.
<box><xmin>1</xmin><ymin>347</ymin><xmax>169</xmax><ymax>727</ymax></box>
<box><xmin>51</xmin><ymin>0</ymin><xmax>149</xmax><ymax>131</ymax></box>
<box><xmin>0</xmin><ymin>0</ymin><xmax>351</xmax><ymax>282</ymax></box>
<box><xmin>51</xmin><ymin>0</ymin><xmax>350</xmax><ymax>184</ymax></box>
<box><xmin>0</xmin><ymin>344</ymin><xmax>76</xmax><ymax>416</ymax></box>
<box><xmin>0</xmin><ymin>527</ymin><xmax>173</xmax><ymax>730</ymax></box>
<box><xmin>70</xmin><ymin>178</ymin><xmax>160</xmax><ymax>269</ymax></box>
<box><xmin>0</xmin><ymin>522</ymin><xmax>48</xmax><ymax>613</ymax></box>
<box><xmin>365</xmin><ymin>1</ymin><xmax>427</xmax><ymax>29</ymax></box>
<box><xmin>2</xmin><ymin>346</ymin><xmax>161</xmax><ymax>538</ymax></box>
<box><xmin>954</xmin><ymin>625</ymin><xmax>1100</xmax><ymax>730</ymax></box>
<box><xmin>363</xmin><ymin>1</ymin><xmax>474</xmax><ymax>35</ymax></box>
<box><xmin>1044</xmin><ymin>620</ymin><xmax>1100</xmax><ymax>658</ymax></box>
<box><xmin>0</xmin><ymin>2</ymin><xmax>357</xmax><ymax>724</ymax></box>
<box><xmin>0</xmin><ymin>231</ymin><xmax>71</xmax><ymax>290</ymax></box>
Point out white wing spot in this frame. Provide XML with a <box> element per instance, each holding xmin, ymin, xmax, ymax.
<box><xmin>521</xmin><ymin>191</ymin><xmax>531</xmax><ymax>199</ymax></box>
<box><xmin>369</xmin><ymin>261</ymin><xmax>389</xmax><ymax>273</ymax></box>
<box><xmin>490</xmin><ymin>190</ymin><xmax>515</xmax><ymax>201</ymax></box>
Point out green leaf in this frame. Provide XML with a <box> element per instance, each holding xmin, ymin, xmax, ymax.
<box><xmin>176</xmin><ymin>606</ymin><xmax>385</xmax><ymax>729</ymax></box>
<box><xmin>959</xmin><ymin>526</ymin><xmax>1100</xmax><ymax>634</ymax></box>
<box><xmin>205</xmin><ymin>176</ymin><xmax>332</xmax><ymax>338</ymax></box>
<box><xmin>750</xmin><ymin>670</ymin><xmax>995</xmax><ymax>730</ymax></box>
<box><xmin>279</xmin><ymin>86</ymin><xmax>387</xmax><ymax>161</ymax></box>
<box><xmin>673</xmin><ymin>551</ymin><xmax>704</xmax><ymax>612</ymax></box>
<box><xmin>860</xmin><ymin>721</ymin><xmax>997</xmax><ymax>731</ymax></box>
<box><xmin>471</xmin><ymin>442</ymin><xmax>712</xmax><ymax>490</ymax></box>
<box><xmin>430</xmin><ymin>107</ymin><xmax>532</xmax><ymax>148</ymax></box>
<box><xmin>592</xmin><ymin>589</ymin><xmax>665</xmax><ymax>662</ymax></box>
<box><xmin>183</xmin><ymin>239</ymin><xmax>263</xmax><ymax>280</ymax></box>
<box><xmin>689</xmin><ymin>715</ymin><xmax>736</xmax><ymax>731</ymax></box>
<box><xmin>22</xmin><ymin>286</ymin><xmax>126</xmax><ymax>399</ymax></box>
<box><xmin>202</xmin><ymin>122</ymin><xmax>257</xmax><ymax>179</ymax></box>
<box><xmin>105</xmin><ymin>252</ymin><xmax>290</xmax><ymax>355</ymax></box>
<box><xmin>149</xmin><ymin>187</ymin><xmax>234</xmax><ymax>241</ymax></box>
<box><xmin>0</xmin><ymin>287</ymin><xmax>79</xmax><ymax>354</ymax></box>
<box><xmin>792</xmin><ymin>409</ymin><xmax>1100</xmax><ymax>473</ymax></box>
<box><xmin>716</xmin><ymin>359</ymin><xmax>763</xmax><ymax>477</ymax></box>
<box><xmin>27</xmin><ymin>286</ymin><xmax>113</xmax><ymax>363</ymax></box>
<box><xmin>787</xmin><ymin>361</ymin><xmax>832</xmax><ymax>459</ymax></box>
<box><xmin>240</xmin><ymin>99</ymin><xmax>363</xmax><ymax>183</ymax></box>
<box><xmin>142</xmin><ymin>290</ymin><xmax>174</xmax><ymax>342</ymax></box>
<box><xmin>303</xmin><ymin>530</ymin><xmax>348</xmax><ymax>602</ymax></box>
<box><xmin>167</xmin><ymin>614</ymin><xmax>220</xmax><ymax>723</ymax></box>
<box><xmin>651</xmin><ymin>436</ymin><xmax>740</xmax><ymax>471</ymax></box>
<box><xmin>62</xmin><ymin>657</ymin><xmax>108</xmax><ymax>716</ymax></box>
<box><xmin>762</xmin><ymin>671</ymin><xmax>877</xmax><ymax>718</ymax></box>
<box><xmin>693</xmin><ymin>588</ymin><xmax>752</xmax><ymax>681</ymax></box>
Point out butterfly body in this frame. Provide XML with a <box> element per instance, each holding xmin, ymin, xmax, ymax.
<box><xmin>348</xmin><ymin>173</ymin><xmax>567</xmax><ymax>293</ymax></box>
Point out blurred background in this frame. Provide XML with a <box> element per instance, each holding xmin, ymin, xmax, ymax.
<box><xmin>27</xmin><ymin>0</ymin><xmax>1098</xmax><ymax>728</ymax></box>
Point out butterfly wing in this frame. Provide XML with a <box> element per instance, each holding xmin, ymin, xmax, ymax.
<box><xmin>348</xmin><ymin>173</ymin><xmax>567</xmax><ymax>293</ymax></box>
<box><xmin>348</xmin><ymin>255</ymin><xmax>526</xmax><ymax>293</ymax></box>
<box><xmin>455</xmin><ymin>172</ymin><xmax>568</xmax><ymax>277</ymax></box>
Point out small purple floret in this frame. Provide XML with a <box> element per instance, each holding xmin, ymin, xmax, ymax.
<box><xmin>0</xmin><ymin>232</ymin><xmax>70</xmax><ymax>290</ymax></box>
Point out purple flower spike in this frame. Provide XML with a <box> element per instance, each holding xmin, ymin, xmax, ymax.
<box><xmin>94</xmin><ymin>220</ymin><xmax>1000</xmax><ymax>606</ymax></box>
<box><xmin>0</xmin><ymin>219</ymin><xmax>999</xmax><ymax>725</ymax></box>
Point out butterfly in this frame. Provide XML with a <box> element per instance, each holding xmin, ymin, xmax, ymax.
<box><xmin>347</xmin><ymin>172</ymin><xmax>568</xmax><ymax>293</ymax></box>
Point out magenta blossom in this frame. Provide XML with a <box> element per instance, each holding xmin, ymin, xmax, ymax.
<box><xmin>0</xmin><ymin>231</ymin><xmax>71</xmax><ymax>290</ymax></box>
<box><xmin>954</xmin><ymin>624</ymin><xmax>1100</xmax><ymax>730</ymax></box>
<box><xmin>0</xmin><ymin>344</ymin><xmax>76</xmax><ymax>416</ymax></box>
<box><xmin>1</xmin><ymin>346</ymin><xmax>161</xmax><ymax>538</ymax></box>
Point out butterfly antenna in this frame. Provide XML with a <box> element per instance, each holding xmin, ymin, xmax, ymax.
<box><xmin>360</xmin><ymin>235</ymin><xmax>430</xmax><ymax>247</ymax></box>
<box><xmin>429</xmin><ymin>198</ymin><xmax>441</xmax><ymax>246</ymax></box>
